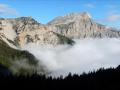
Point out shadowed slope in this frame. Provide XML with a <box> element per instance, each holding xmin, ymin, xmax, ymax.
<box><xmin>0</xmin><ymin>39</ymin><xmax>45</xmax><ymax>75</ymax></box>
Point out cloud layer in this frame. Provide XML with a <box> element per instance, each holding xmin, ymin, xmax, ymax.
<box><xmin>23</xmin><ymin>39</ymin><xmax>120</xmax><ymax>77</ymax></box>
<box><xmin>0</xmin><ymin>4</ymin><xmax>18</xmax><ymax>16</ymax></box>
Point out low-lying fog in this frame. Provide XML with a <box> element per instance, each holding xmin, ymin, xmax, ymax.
<box><xmin>23</xmin><ymin>38</ymin><xmax>120</xmax><ymax>77</ymax></box>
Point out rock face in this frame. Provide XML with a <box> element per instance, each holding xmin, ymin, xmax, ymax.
<box><xmin>0</xmin><ymin>17</ymin><xmax>74</xmax><ymax>47</ymax></box>
<box><xmin>48</xmin><ymin>12</ymin><xmax>120</xmax><ymax>39</ymax></box>
<box><xmin>0</xmin><ymin>12</ymin><xmax>120</xmax><ymax>48</ymax></box>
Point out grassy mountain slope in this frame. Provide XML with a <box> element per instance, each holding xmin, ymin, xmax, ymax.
<box><xmin>0</xmin><ymin>39</ymin><xmax>45</xmax><ymax>75</ymax></box>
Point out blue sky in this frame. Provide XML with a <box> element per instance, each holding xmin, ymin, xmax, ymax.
<box><xmin>0</xmin><ymin>0</ymin><xmax>120</xmax><ymax>28</ymax></box>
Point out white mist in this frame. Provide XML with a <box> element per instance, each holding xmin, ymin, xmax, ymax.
<box><xmin>23</xmin><ymin>38</ymin><xmax>120</xmax><ymax>77</ymax></box>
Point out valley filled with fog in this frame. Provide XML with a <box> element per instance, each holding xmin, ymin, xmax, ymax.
<box><xmin>23</xmin><ymin>38</ymin><xmax>120</xmax><ymax>77</ymax></box>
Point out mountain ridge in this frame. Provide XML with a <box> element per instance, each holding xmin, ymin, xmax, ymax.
<box><xmin>0</xmin><ymin>12</ymin><xmax>120</xmax><ymax>75</ymax></box>
<box><xmin>0</xmin><ymin>12</ymin><xmax>120</xmax><ymax>48</ymax></box>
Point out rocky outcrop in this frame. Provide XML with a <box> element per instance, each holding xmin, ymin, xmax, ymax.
<box><xmin>48</xmin><ymin>12</ymin><xmax>120</xmax><ymax>39</ymax></box>
<box><xmin>0</xmin><ymin>12</ymin><xmax>120</xmax><ymax>48</ymax></box>
<box><xmin>15</xmin><ymin>31</ymin><xmax>74</xmax><ymax>47</ymax></box>
<box><xmin>48</xmin><ymin>12</ymin><xmax>91</xmax><ymax>25</ymax></box>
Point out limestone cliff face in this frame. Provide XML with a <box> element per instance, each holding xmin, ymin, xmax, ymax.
<box><xmin>0</xmin><ymin>17</ymin><xmax>74</xmax><ymax>47</ymax></box>
<box><xmin>0</xmin><ymin>12</ymin><xmax>120</xmax><ymax>48</ymax></box>
<box><xmin>48</xmin><ymin>12</ymin><xmax>120</xmax><ymax>39</ymax></box>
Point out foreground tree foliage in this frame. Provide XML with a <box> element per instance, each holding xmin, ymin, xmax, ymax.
<box><xmin>0</xmin><ymin>65</ymin><xmax>120</xmax><ymax>89</ymax></box>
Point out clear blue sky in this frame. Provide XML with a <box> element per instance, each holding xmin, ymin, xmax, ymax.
<box><xmin>0</xmin><ymin>0</ymin><xmax>120</xmax><ymax>28</ymax></box>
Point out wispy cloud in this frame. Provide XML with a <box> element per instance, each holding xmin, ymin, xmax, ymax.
<box><xmin>95</xmin><ymin>14</ymin><xmax>120</xmax><ymax>24</ymax></box>
<box><xmin>104</xmin><ymin>4</ymin><xmax>120</xmax><ymax>22</ymax></box>
<box><xmin>0</xmin><ymin>4</ymin><xmax>18</xmax><ymax>16</ymax></box>
<box><xmin>106</xmin><ymin>14</ymin><xmax>120</xmax><ymax>22</ymax></box>
<box><xmin>83</xmin><ymin>3</ymin><xmax>95</xmax><ymax>8</ymax></box>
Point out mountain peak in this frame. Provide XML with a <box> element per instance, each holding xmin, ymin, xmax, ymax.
<box><xmin>0</xmin><ymin>12</ymin><xmax>120</xmax><ymax>48</ymax></box>
<box><xmin>48</xmin><ymin>12</ymin><xmax>91</xmax><ymax>25</ymax></box>
<box><xmin>80</xmin><ymin>12</ymin><xmax>91</xmax><ymax>19</ymax></box>
<box><xmin>15</xmin><ymin>16</ymin><xmax>32</xmax><ymax>20</ymax></box>
<box><xmin>15</xmin><ymin>16</ymin><xmax>40</xmax><ymax>25</ymax></box>
<box><xmin>64</xmin><ymin>12</ymin><xmax>91</xmax><ymax>19</ymax></box>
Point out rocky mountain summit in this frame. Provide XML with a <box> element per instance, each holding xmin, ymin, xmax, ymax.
<box><xmin>0</xmin><ymin>12</ymin><xmax>120</xmax><ymax>48</ymax></box>
<box><xmin>49</xmin><ymin>12</ymin><xmax>120</xmax><ymax>39</ymax></box>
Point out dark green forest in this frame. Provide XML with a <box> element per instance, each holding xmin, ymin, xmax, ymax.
<box><xmin>0</xmin><ymin>39</ymin><xmax>45</xmax><ymax>75</ymax></box>
<box><xmin>0</xmin><ymin>65</ymin><xmax>120</xmax><ymax>90</ymax></box>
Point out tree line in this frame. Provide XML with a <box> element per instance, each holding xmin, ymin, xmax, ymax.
<box><xmin>0</xmin><ymin>65</ymin><xmax>120</xmax><ymax>90</ymax></box>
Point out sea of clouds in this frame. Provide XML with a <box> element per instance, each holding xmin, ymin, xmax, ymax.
<box><xmin>23</xmin><ymin>38</ymin><xmax>120</xmax><ymax>77</ymax></box>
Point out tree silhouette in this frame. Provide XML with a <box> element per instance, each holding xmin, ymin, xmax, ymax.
<box><xmin>0</xmin><ymin>65</ymin><xmax>120</xmax><ymax>90</ymax></box>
